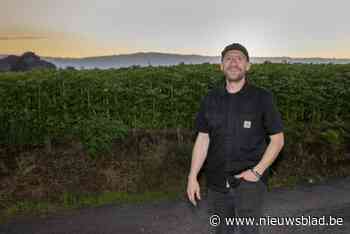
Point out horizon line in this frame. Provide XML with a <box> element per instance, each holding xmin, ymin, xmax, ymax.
<box><xmin>1</xmin><ymin>51</ymin><xmax>350</xmax><ymax>60</ymax></box>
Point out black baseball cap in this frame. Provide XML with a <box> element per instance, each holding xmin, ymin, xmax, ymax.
<box><xmin>221</xmin><ymin>43</ymin><xmax>250</xmax><ymax>62</ymax></box>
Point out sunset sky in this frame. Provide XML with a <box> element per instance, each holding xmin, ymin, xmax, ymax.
<box><xmin>1</xmin><ymin>0</ymin><xmax>349</xmax><ymax>58</ymax></box>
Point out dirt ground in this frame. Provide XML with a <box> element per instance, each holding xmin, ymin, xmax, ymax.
<box><xmin>1</xmin><ymin>176</ymin><xmax>350</xmax><ymax>234</ymax></box>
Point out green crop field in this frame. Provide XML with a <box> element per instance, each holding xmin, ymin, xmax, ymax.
<box><xmin>0</xmin><ymin>63</ymin><xmax>349</xmax><ymax>155</ymax></box>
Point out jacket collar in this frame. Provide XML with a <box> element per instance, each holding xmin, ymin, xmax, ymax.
<box><xmin>218</xmin><ymin>77</ymin><xmax>250</xmax><ymax>97</ymax></box>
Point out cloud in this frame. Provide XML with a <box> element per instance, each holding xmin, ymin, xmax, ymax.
<box><xmin>0</xmin><ymin>36</ymin><xmax>46</xmax><ymax>40</ymax></box>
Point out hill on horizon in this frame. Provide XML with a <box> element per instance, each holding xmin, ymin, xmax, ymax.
<box><xmin>1</xmin><ymin>52</ymin><xmax>350</xmax><ymax>70</ymax></box>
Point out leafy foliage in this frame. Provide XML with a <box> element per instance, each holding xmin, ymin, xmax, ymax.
<box><xmin>1</xmin><ymin>63</ymin><xmax>349</xmax><ymax>155</ymax></box>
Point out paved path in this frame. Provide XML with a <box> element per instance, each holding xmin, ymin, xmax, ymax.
<box><xmin>1</xmin><ymin>177</ymin><xmax>350</xmax><ymax>234</ymax></box>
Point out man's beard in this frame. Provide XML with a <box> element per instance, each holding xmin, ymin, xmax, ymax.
<box><xmin>224</xmin><ymin>69</ymin><xmax>246</xmax><ymax>82</ymax></box>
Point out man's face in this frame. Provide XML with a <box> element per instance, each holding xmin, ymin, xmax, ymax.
<box><xmin>220</xmin><ymin>50</ymin><xmax>251</xmax><ymax>82</ymax></box>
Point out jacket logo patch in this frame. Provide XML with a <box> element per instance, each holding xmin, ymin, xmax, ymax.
<box><xmin>243</xmin><ymin>120</ymin><xmax>251</xmax><ymax>128</ymax></box>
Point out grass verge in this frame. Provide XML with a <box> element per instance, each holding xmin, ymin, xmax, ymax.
<box><xmin>0</xmin><ymin>190</ymin><xmax>182</xmax><ymax>224</ymax></box>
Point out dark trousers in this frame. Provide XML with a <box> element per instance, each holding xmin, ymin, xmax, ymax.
<box><xmin>207</xmin><ymin>179</ymin><xmax>267</xmax><ymax>234</ymax></box>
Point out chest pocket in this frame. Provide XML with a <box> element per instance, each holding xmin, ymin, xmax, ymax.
<box><xmin>238</xmin><ymin>113</ymin><xmax>260</xmax><ymax>148</ymax></box>
<box><xmin>239</xmin><ymin>113</ymin><xmax>256</xmax><ymax>131</ymax></box>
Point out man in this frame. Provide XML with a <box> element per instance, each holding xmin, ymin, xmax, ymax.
<box><xmin>186</xmin><ymin>43</ymin><xmax>284</xmax><ymax>234</ymax></box>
